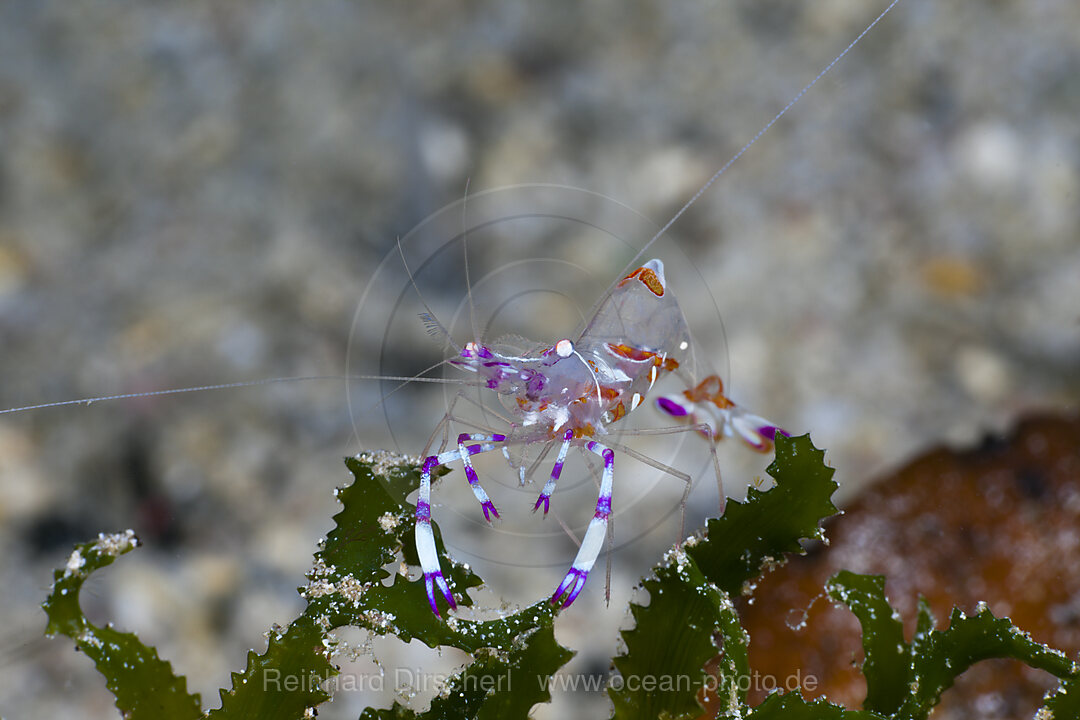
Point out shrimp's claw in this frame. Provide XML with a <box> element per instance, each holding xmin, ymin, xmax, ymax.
<box><xmin>730</xmin><ymin>409</ymin><xmax>789</xmax><ymax>454</ymax></box>
<box><xmin>532</xmin><ymin>492</ymin><xmax>551</xmax><ymax>515</ymax></box>
<box><xmin>424</xmin><ymin>571</ymin><xmax>457</xmax><ymax>618</ymax></box>
<box><xmin>481</xmin><ymin>499</ymin><xmax>500</xmax><ymax>522</ymax></box>
<box><xmin>551</xmin><ymin>567</ymin><xmax>589</xmax><ymax>608</ymax></box>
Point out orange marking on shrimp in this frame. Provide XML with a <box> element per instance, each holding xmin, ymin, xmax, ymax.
<box><xmin>683</xmin><ymin>374</ymin><xmax>734</xmax><ymax>409</ymax></box>
<box><xmin>617</xmin><ymin>265</ymin><xmax>665</xmax><ymax>297</ymax></box>
<box><xmin>608</xmin><ymin>401</ymin><xmax>627</xmax><ymax>422</ymax></box>
<box><xmin>606</xmin><ymin>343</ymin><xmax>657</xmax><ymax>362</ymax></box>
<box><xmin>572</xmin><ymin>425</ymin><xmax>596</xmax><ymax>439</ymax></box>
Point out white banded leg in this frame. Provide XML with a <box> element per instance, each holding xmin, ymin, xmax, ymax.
<box><xmin>551</xmin><ymin>440</ymin><xmax>614</xmax><ymax>609</ymax></box>
<box><xmin>533</xmin><ymin>428</ymin><xmax>574</xmax><ymax>515</ymax></box>
<box><xmin>415</xmin><ymin>432</ymin><xmax>513</xmax><ymax>616</ymax></box>
<box><xmin>416</xmin><ymin>455</ymin><xmax>455</xmax><ymax>617</ymax></box>
<box><xmin>422</xmin><ymin>389</ymin><xmax>531</xmax><ymax>483</ymax></box>
<box><xmin>456</xmin><ymin>432</ymin><xmax>505</xmax><ymax>521</ymax></box>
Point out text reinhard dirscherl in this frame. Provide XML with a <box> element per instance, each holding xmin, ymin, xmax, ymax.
<box><xmin>262</xmin><ymin>668</ymin><xmax>818</xmax><ymax>695</ymax></box>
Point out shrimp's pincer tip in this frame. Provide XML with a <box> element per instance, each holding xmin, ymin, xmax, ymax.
<box><xmin>758</xmin><ymin>425</ymin><xmax>790</xmax><ymax>441</ymax></box>
<box><xmin>550</xmin><ymin>568</ymin><xmax>588</xmax><ymax>608</ymax></box>
<box><xmin>533</xmin><ymin>494</ymin><xmax>550</xmax><ymax>515</ymax></box>
<box><xmin>425</xmin><ymin>571</ymin><xmax>456</xmax><ymax>617</ymax></box>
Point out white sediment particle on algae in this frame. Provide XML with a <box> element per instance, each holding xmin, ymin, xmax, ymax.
<box><xmin>725</xmin><ymin>676</ymin><xmax>744</xmax><ymax>718</ymax></box>
<box><xmin>304</xmin><ymin>578</ymin><xmax>336</xmax><ymax>599</ymax></box>
<box><xmin>1007</xmin><ymin>625</ymin><xmax>1069</xmax><ymax>662</ymax></box>
<box><xmin>378</xmin><ymin>512</ymin><xmax>401</xmax><ymax>532</ymax></box>
<box><xmin>355</xmin><ymin>450</ymin><xmax>421</xmax><ymax>476</ymax></box>
<box><xmin>302</xmin><ymin>557</ymin><xmax>338</xmax><ymax>599</ymax></box>
<box><xmin>93</xmin><ymin>529</ymin><xmax>138</xmax><ymax>557</ymax></box>
<box><xmin>336</xmin><ymin>574</ymin><xmax>369</xmax><ymax>604</ymax></box>
<box><xmin>662</xmin><ymin>543</ymin><xmax>689</xmax><ymax>573</ymax></box>
<box><xmin>64</xmin><ymin>549</ymin><xmax>85</xmax><ymax>577</ymax></box>
<box><xmin>77</xmin><ymin>631</ymin><xmax>103</xmax><ymax>649</ymax></box>
<box><xmin>301</xmin><ymin>558</ymin><xmax>374</xmax><ymax>606</ymax></box>
<box><xmin>62</xmin><ymin>530</ymin><xmax>138</xmax><ymax>579</ymax></box>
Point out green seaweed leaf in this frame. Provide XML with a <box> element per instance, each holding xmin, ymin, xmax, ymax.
<box><xmin>432</xmin><ymin>624</ymin><xmax>573</xmax><ymax>720</ymax></box>
<box><xmin>610</xmin><ymin>552</ymin><xmax>745</xmax><ymax>719</ymax></box>
<box><xmin>44</xmin><ymin>453</ymin><xmax>573</xmax><ymax>720</ymax></box>
<box><xmin>824</xmin><ymin>572</ymin><xmax>908</xmax><ymax>715</ymax></box>
<box><xmin>746</xmin><ymin>691</ymin><xmax>885</xmax><ymax>719</ymax></box>
<box><xmin>226</xmin><ymin>452</ymin><xmax>574</xmax><ymax>719</ymax></box>
<box><xmin>611</xmin><ymin>434</ymin><xmax>842</xmax><ymax>719</ymax></box>
<box><xmin>899</xmin><ymin>606</ymin><xmax>1076</xmax><ymax>719</ymax></box>
<box><xmin>1042</xmin><ymin>671</ymin><xmax>1080</xmax><ymax>717</ymax></box>
<box><xmin>42</xmin><ymin>530</ymin><xmax>203</xmax><ymax>720</ymax></box>
<box><xmin>827</xmin><ymin>570</ymin><xmax>1079</xmax><ymax>720</ymax></box>
<box><xmin>45</xmin><ymin>438</ymin><xmax>1080</xmax><ymax>720</ymax></box>
<box><xmin>208</xmin><ymin>616</ymin><xmax>336</xmax><ymax>720</ymax></box>
<box><xmin>686</xmin><ymin>434</ymin><xmax>838</xmax><ymax>597</ymax></box>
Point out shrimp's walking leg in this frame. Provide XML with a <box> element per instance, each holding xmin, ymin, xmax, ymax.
<box><xmin>612</xmin><ymin>421</ymin><xmax>726</xmax><ymax>519</ymax></box>
<box><xmin>551</xmin><ymin>441</ymin><xmax>614</xmax><ymax>609</ymax></box>
<box><xmin>456</xmin><ymin>433</ymin><xmax>504</xmax><ymax>521</ymax></box>
<box><xmin>416</xmin><ymin>455</ymin><xmax>455</xmax><ymax>618</ymax></box>
<box><xmin>422</xmin><ymin>389</ymin><xmax>532</xmax><ymax>483</ymax></box>
<box><xmin>416</xmin><ymin>433</ymin><xmax>511</xmax><ymax>616</ymax></box>
<box><xmin>533</xmin><ymin>428</ymin><xmax>574</xmax><ymax>515</ymax></box>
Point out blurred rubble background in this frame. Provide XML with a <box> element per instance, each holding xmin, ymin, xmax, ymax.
<box><xmin>0</xmin><ymin>1</ymin><xmax>1077</xmax><ymax>718</ymax></box>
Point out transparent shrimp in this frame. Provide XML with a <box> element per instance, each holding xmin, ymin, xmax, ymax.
<box><xmin>415</xmin><ymin>259</ymin><xmax>785</xmax><ymax>616</ymax></box>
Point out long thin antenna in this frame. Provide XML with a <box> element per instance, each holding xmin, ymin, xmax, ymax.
<box><xmin>462</xmin><ymin>177</ymin><xmax>481</xmax><ymax>344</ymax></box>
<box><xmin>0</xmin><ymin>374</ymin><xmax>465</xmax><ymax>416</ymax></box>
<box><xmin>622</xmin><ymin>0</ymin><xmax>902</xmax><ymax>275</ymax></box>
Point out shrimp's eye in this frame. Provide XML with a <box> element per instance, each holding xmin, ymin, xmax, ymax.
<box><xmin>555</xmin><ymin>339</ymin><xmax>574</xmax><ymax>358</ymax></box>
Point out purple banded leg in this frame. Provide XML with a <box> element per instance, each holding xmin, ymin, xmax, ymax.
<box><xmin>551</xmin><ymin>441</ymin><xmax>614</xmax><ymax>609</ymax></box>
<box><xmin>415</xmin><ymin>434</ymin><xmax>514</xmax><ymax>617</ymax></box>
<box><xmin>416</xmin><ymin>456</ymin><xmax>456</xmax><ymax>617</ymax></box>
<box><xmin>534</xmin><ymin>428</ymin><xmax>573</xmax><ymax>514</ymax></box>
<box><xmin>456</xmin><ymin>433</ymin><xmax>506</xmax><ymax>522</ymax></box>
